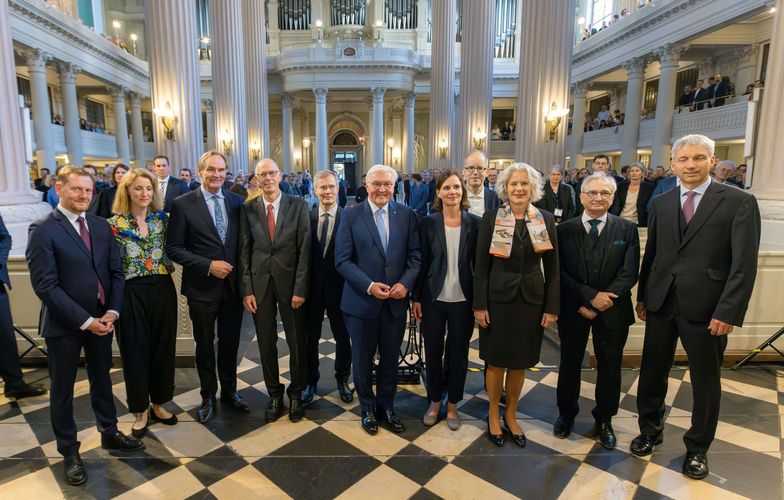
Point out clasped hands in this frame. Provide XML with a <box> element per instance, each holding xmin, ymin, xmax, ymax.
<box><xmin>370</xmin><ymin>282</ymin><xmax>408</xmax><ymax>300</ymax></box>
<box><xmin>577</xmin><ymin>291</ymin><xmax>619</xmax><ymax>319</ymax></box>
<box><xmin>87</xmin><ymin>312</ymin><xmax>118</xmax><ymax>336</ymax></box>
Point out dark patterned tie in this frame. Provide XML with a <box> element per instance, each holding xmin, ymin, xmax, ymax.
<box><xmin>77</xmin><ymin>216</ymin><xmax>105</xmax><ymax>305</ymax></box>
<box><xmin>588</xmin><ymin>219</ymin><xmax>601</xmax><ymax>242</ymax></box>
<box><xmin>320</xmin><ymin>213</ymin><xmax>330</xmax><ymax>256</ymax></box>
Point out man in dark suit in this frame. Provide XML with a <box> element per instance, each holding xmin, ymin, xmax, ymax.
<box><xmin>691</xmin><ymin>79</ymin><xmax>709</xmax><ymax>111</ymax></box>
<box><xmin>153</xmin><ymin>155</ymin><xmax>190</xmax><ymax>212</ymax></box>
<box><xmin>355</xmin><ymin>175</ymin><xmax>368</xmax><ymax>203</ymax></box>
<box><xmin>555</xmin><ymin>173</ymin><xmax>640</xmax><ymax>449</ymax></box>
<box><xmin>26</xmin><ymin>166</ymin><xmax>143</xmax><ymax>486</ymax></box>
<box><xmin>335</xmin><ymin>164</ymin><xmax>421</xmax><ymax>435</ymax></box>
<box><xmin>338</xmin><ymin>178</ymin><xmax>348</xmax><ymax>207</ymax></box>
<box><xmin>713</xmin><ymin>160</ymin><xmax>744</xmax><ymax>188</ymax></box>
<box><xmin>678</xmin><ymin>85</ymin><xmax>694</xmax><ymax>109</ymax></box>
<box><xmin>632</xmin><ymin>134</ymin><xmax>761</xmax><ymax>480</ymax></box>
<box><xmin>408</xmin><ymin>172</ymin><xmax>429</xmax><ymax>217</ymax></box>
<box><xmin>239</xmin><ymin>158</ymin><xmax>311</xmax><ymax>423</ymax></box>
<box><xmin>180</xmin><ymin>168</ymin><xmax>201</xmax><ymax>191</ymax></box>
<box><xmin>575</xmin><ymin>155</ymin><xmax>621</xmax><ymax>216</ymax></box>
<box><xmin>0</xmin><ymin>215</ymin><xmax>46</xmax><ymax>399</ymax></box>
<box><xmin>705</xmin><ymin>76</ymin><xmax>717</xmax><ymax>107</ymax></box>
<box><xmin>166</xmin><ymin>150</ymin><xmax>249</xmax><ymax>424</ymax></box>
<box><xmin>301</xmin><ymin>170</ymin><xmax>353</xmax><ymax>405</ymax></box>
<box><xmin>462</xmin><ymin>151</ymin><xmax>500</xmax><ymax>218</ymax></box>
<box><xmin>713</xmin><ymin>75</ymin><xmax>730</xmax><ymax>107</ymax></box>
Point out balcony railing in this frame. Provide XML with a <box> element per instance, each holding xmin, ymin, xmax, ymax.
<box><xmin>489</xmin><ymin>139</ymin><xmax>515</xmax><ymax>159</ymax></box>
<box><xmin>34</xmin><ymin>124</ymin><xmax>154</xmax><ymax>162</ymax></box>
<box><xmin>582</xmin><ymin>125</ymin><xmax>623</xmax><ymax>154</ymax></box>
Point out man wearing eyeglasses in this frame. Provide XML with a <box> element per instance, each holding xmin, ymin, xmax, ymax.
<box><xmin>335</xmin><ymin>164</ymin><xmax>421</xmax><ymax>436</ymax></box>
<box><xmin>554</xmin><ymin>172</ymin><xmax>640</xmax><ymax>451</ymax></box>
<box><xmin>462</xmin><ymin>151</ymin><xmax>499</xmax><ymax>217</ymax></box>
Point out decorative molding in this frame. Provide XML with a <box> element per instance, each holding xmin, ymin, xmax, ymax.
<box><xmin>22</xmin><ymin>47</ymin><xmax>50</xmax><ymax>68</ymax></box>
<box><xmin>570</xmin><ymin>82</ymin><xmax>591</xmax><ymax>98</ymax></box>
<box><xmin>280</xmin><ymin>94</ymin><xmax>295</xmax><ymax>107</ymax></box>
<box><xmin>55</xmin><ymin>61</ymin><xmax>81</xmax><ymax>83</ymax></box>
<box><xmin>109</xmin><ymin>86</ymin><xmax>128</xmax><ymax>100</ymax></box>
<box><xmin>312</xmin><ymin>87</ymin><xmax>328</xmax><ymax>102</ymax></box>
<box><xmin>621</xmin><ymin>57</ymin><xmax>647</xmax><ymax>79</ymax></box>
<box><xmin>371</xmin><ymin>87</ymin><xmax>387</xmax><ymax>100</ymax></box>
<box><xmin>203</xmin><ymin>99</ymin><xmax>213</xmax><ymax>112</ymax></box>
<box><xmin>403</xmin><ymin>92</ymin><xmax>416</xmax><ymax>107</ymax></box>
<box><xmin>654</xmin><ymin>43</ymin><xmax>686</xmax><ymax>66</ymax></box>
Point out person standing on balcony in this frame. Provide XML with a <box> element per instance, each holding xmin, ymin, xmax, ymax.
<box><xmin>691</xmin><ymin>80</ymin><xmax>709</xmax><ymax>111</ymax></box>
<box><xmin>678</xmin><ymin>85</ymin><xmax>694</xmax><ymax>111</ymax></box>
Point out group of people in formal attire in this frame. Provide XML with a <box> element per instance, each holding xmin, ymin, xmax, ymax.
<box><xmin>10</xmin><ymin>131</ymin><xmax>760</xmax><ymax>486</ymax></box>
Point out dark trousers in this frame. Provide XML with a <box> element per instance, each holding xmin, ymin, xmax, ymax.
<box><xmin>117</xmin><ymin>275</ymin><xmax>177</xmax><ymax>412</ymax></box>
<box><xmin>254</xmin><ymin>279</ymin><xmax>307</xmax><ymax>399</ymax></box>
<box><xmin>46</xmin><ymin>330</ymin><xmax>118</xmax><ymax>457</ymax></box>
<box><xmin>188</xmin><ymin>280</ymin><xmax>243</xmax><ymax>399</ymax></box>
<box><xmin>421</xmin><ymin>300</ymin><xmax>473</xmax><ymax>404</ymax></box>
<box><xmin>637</xmin><ymin>291</ymin><xmax>727</xmax><ymax>453</ymax></box>
<box><xmin>304</xmin><ymin>289</ymin><xmax>351</xmax><ymax>385</ymax></box>
<box><xmin>556</xmin><ymin>317</ymin><xmax>629</xmax><ymax>423</ymax></box>
<box><xmin>0</xmin><ymin>288</ymin><xmax>24</xmax><ymax>387</ymax></box>
<box><xmin>345</xmin><ymin>304</ymin><xmax>406</xmax><ymax>413</ymax></box>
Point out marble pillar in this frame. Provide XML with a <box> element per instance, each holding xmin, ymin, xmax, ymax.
<box><xmin>651</xmin><ymin>44</ymin><xmax>683</xmax><ymax>169</ymax></box>
<box><xmin>371</xmin><ymin>88</ymin><xmax>385</xmax><ymax>165</ymax></box>
<box><xmin>244</xmin><ymin>0</ymin><xmax>271</xmax><ymax>159</ymax></box>
<box><xmin>314</xmin><ymin>88</ymin><xmax>328</xmax><ymax>171</ymax></box>
<box><xmin>281</xmin><ymin>94</ymin><xmax>295</xmax><ymax>173</ymax></box>
<box><xmin>391</xmin><ymin>105</ymin><xmax>402</xmax><ymax>169</ymax></box>
<box><xmin>111</xmin><ymin>87</ymin><xmax>131</xmax><ymax>165</ymax></box>
<box><xmin>145</xmin><ymin>0</ymin><xmax>203</xmax><ymax>173</ymax></box>
<box><xmin>515</xmin><ymin>0</ymin><xmax>576</xmax><ymax>170</ymax></box>
<box><xmin>403</xmin><ymin>92</ymin><xmax>415</xmax><ymax>173</ymax></box>
<box><xmin>129</xmin><ymin>92</ymin><xmax>146</xmax><ymax>167</ymax></box>
<box><xmin>57</xmin><ymin>62</ymin><xmax>84</xmax><ymax>167</ymax></box>
<box><xmin>428</xmin><ymin>0</ymin><xmax>456</xmax><ymax>170</ymax></box>
<box><xmin>26</xmin><ymin>49</ymin><xmax>56</xmax><ymax>173</ymax></box>
<box><xmin>568</xmin><ymin>83</ymin><xmax>589</xmax><ymax>168</ymax></box>
<box><xmin>456</xmin><ymin>0</ymin><xmax>495</xmax><ymax>161</ymax></box>
<box><xmin>204</xmin><ymin>99</ymin><xmax>215</xmax><ymax>150</ymax></box>
<box><xmin>210</xmin><ymin>0</ymin><xmax>248</xmax><ymax>172</ymax></box>
<box><xmin>621</xmin><ymin>57</ymin><xmax>647</xmax><ymax>166</ymax></box>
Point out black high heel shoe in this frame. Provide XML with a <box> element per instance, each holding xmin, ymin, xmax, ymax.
<box><xmin>503</xmin><ymin>415</ymin><xmax>526</xmax><ymax>448</ymax></box>
<box><xmin>486</xmin><ymin>417</ymin><xmax>505</xmax><ymax>447</ymax></box>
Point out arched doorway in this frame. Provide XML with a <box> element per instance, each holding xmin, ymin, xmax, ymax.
<box><xmin>328</xmin><ymin>113</ymin><xmax>366</xmax><ymax>195</ymax></box>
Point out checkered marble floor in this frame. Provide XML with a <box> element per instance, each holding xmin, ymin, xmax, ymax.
<box><xmin>1</xmin><ymin>316</ymin><xmax>782</xmax><ymax>499</ymax></box>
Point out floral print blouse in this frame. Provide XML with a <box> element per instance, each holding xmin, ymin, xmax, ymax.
<box><xmin>108</xmin><ymin>211</ymin><xmax>174</xmax><ymax>279</ymax></box>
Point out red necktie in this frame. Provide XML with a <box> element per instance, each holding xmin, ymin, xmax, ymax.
<box><xmin>77</xmin><ymin>216</ymin><xmax>106</xmax><ymax>305</ymax></box>
<box><xmin>267</xmin><ymin>204</ymin><xmax>275</xmax><ymax>241</ymax></box>
<box><xmin>683</xmin><ymin>191</ymin><xmax>696</xmax><ymax>224</ymax></box>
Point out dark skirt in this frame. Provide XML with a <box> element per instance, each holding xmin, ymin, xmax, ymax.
<box><xmin>479</xmin><ymin>290</ymin><xmax>544</xmax><ymax>370</ymax></box>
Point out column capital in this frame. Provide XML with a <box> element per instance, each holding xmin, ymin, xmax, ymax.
<box><xmin>22</xmin><ymin>48</ymin><xmax>51</xmax><ymax>69</ymax></box>
<box><xmin>403</xmin><ymin>92</ymin><xmax>416</xmax><ymax>107</ymax></box>
<box><xmin>371</xmin><ymin>87</ymin><xmax>386</xmax><ymax>101</ymax></box>
<box><xmin>281</xmin><ymin>93</ymin><xmax>295</xmax><ymax>108</ymax></box>
<box><xmin>56</xmin><ymin>62</ymin><xmax>81</xmax><ymax>81</ymax></box>
<box><xmin>621</xmin><ymin>56</ymin><xmax>647</xmax><ymax>79</ymax></box>
<box><xmin>109</xmin><ymin>86</ymin><xmax>128</xmax><ymax>100</ymax></box>
<box><xmin>313</xmin><ymin>87</ymin><xmax>328</xmax><ymax>103</ymax></box>
<box><xmin>654</xmin><ymin>44</ymin><xmax>686</xmax><ymax>67</ymax></box>
<box><xmin>570</xmin><ymin>82</ymin><xmax>591</xmax><ymax>98</ymax></box>
<box><xmin>391</xmin><ymin>105</ymin><xmax>403</xmax><ymax>118</ymax></box>
<box><xmin>203</xmin><ymin>98</ymin><xmax>213</xmax><ymax>112</ymax></box>
<box><xmin>129</xmin><ymin>92</ymin><xmax>143</xmax><ymax>106</ymax></box>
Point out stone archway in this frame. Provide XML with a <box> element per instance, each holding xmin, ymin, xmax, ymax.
<box><xmin>328</xmin><ymin>113</ymin><xmax>367</xmax><ymax>193</ymax></box>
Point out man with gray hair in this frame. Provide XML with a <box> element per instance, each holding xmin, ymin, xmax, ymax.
<box><xmin>632</xmin><ymin>134</ymin><xmax>761</xmax><ymax>480</ymax></box>
<box><xmin>712</xmin><ymin>160</ymin><xmax>743</xmax><ymax>188</ymax></box>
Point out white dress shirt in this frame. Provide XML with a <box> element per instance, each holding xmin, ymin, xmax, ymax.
<box><xmin>262</xmin><ymin>193</ymin><xmax>283</xmax><ymax>225</ymax></box>
<box><xmin>318</xmin><ymin>203</ymin><xmax>338</xmax><ymax>251</ymax></box>
<box><xmin>467</xmin><ymin>187</ymin><xmax>486</xmax><ymax>217</ymax></box>
<box><xmin>436</xmin><ymin>225</ymin><xmax>466</xmax><ymax>302</ymax></box>
<box><xmin>679</xmin><ymin>177</ymin><xmax>711</xmax><ymax>213</ymax></box>
<box><xmin>581</xmin><ymin>211</ymin><xmax>609</xmax><ymax>235</ymax></box>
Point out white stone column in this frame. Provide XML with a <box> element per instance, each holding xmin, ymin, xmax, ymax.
<box><xmin>292</xmin><ymin>109</ymin><xmax>303</xmax><ymax>170</ymax></box>
<box><xmin>314</xmin><ymin>88</ymin><xmax>328</xmax><ymax>171</ymax></box>
<box><xmin>111</xmin><ymin>87</ymin><xmax>131</xmax><ymax>165</ymax></box>
<box><xmin>457</xmin><ymin>0</ymin><xmax>495</xmax><ymax>160</ymax></box>
<box><xmin>364</xmin><ymin>96</ymin><xmax>373</xmax><ymax>170</ymax></box>
<box><xmin>651</xmin><ymin>44</ymin><xmax>683</xmax><ymax>169</ymax></box>
<box><xmin>244</xmin><ymin>0</ymin><xmax>271</xmax><ymax>159</ymax></box>
<box><xmin>204</xmin><ymin>99</ymin><xmax>215</xmax><ymax>149</ymax></box>
<box><xmin>371</xmin><ymin>87</ymin><xmax>385</xmax><ymax>165</ymax></box>
<box><xmin>428</xmin><ymin>0</ymin><xmax>456</xmax><ymax>170</ymax></box>
<box><xmin>281</xmin><ymin>94</ymin><xmax>295</xmax><ymax>173</ymax></box>
<box><xmin>621</xmin><ymin>57</ymin><xmax>647</xmax><ymax>166</ymax></box>
<box><xmin>403</xmin><ymin>92</ymin><xmax>415</xmax><ymax>173</ymax></box>
<box><xmin>57</xmin><ymin>62</ymin><xmax>83</xmax><ymax>167</ymax></box>
<box><xmin>568</xmin><ymin>82</ymin><xmax>589</xmax><ymax>168</ymax></box>
<box><xmin>391</xmin><ymin>105</ymin><xmax>402</xmax><ymax>169</ymax></box>
<box><xmin>210</xmin><ymin>0</ymin><xmax>248</xmax><ymax>173</ymax></box>
<box><xmin>515</xmin><ymin>0</ymin><xmax>576</xmax><ymax>170</ymax></box>
<box><xmin>26</xmin><ymin>49</ymin><xmax>56</xmax><ymax>173</ymax></box>
<box><xmin>145</xmin><ymin>0</ymin><xmax>203</xmax><ymax>173</ymax></box>
<box><xmin>129</xmin><ymin>92</ymin><xmax>145</xmax><ymax>167</ymax></box>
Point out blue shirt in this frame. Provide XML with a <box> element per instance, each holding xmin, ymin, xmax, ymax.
<box><xmin>200</xmin><ymin>185</ymin><xmax>226</xmax><ymax>230</ymax></box>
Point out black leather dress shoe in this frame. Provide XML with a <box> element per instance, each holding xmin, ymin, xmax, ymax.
<box><xmin>101</xmin><ymin>431</ymin><xmax>144</xmax><ymax>451</ymax></box>
<box><xmin>337</xmin><ymin>380</ymin><xmax>354</xmax><ymax>403</ymax></box>
<box><xmin>630</xmin><ymin>433</ymin><xmax>663</xmax><ymax>457</ymax></box>
<box><xmin>221</xmin><ymin>392</ymin><xmax>250</xmax><ymax>412</ymax></box>
<box><xmin>553</xmin><ymin>416</ymin><xmax>573</xmax><ymax>439</ymax></box>
<box><xmin>595</xmin><ymin>422</ymin><xmax>617</xmax><ymax>450</ymax></box>
<box><xmin>4</xmin><ymin>382</ymin><xmax>47</xmax><ymax>399</ymax></box>
<box><xmin>196</xmin><ymin>398</ymin><xmax>216</xmax><ymax>424</ymax></box>
<box><xmin>503</xmin><ymin>417</ymin><xmax>526</xmax><ymax>448</ymax></box>
<box><xmin>149</xmin><ymin>407</ymin><xmax>178</xmax><ymax>425</ymax></box>
<box><xmin>301</xmin><ymin>384</ymin><xmax>317</xmax><ymax>404</ymax></box>
<box><xmin>361</xmin><ymin>411</ymin><xmax>379</xmax><ymax>435</ymax></box>
<box><xmin>289</xmin><ymin>398</ymin><xmax>305</xmax><ymax>422</ymax></box>
<box><xmin>265</xmin><ymin>398</ymin><xmax>287</xmax><ymax>422</ymax></box>
<box><xmin>376</xmin><ymin>409</ymin><xmax>405</xmax><ymax>433</ymax></box>
<box><xmin>485</xmin><ymin>417</ymin><xmax>505</xmax><ymax>447</ymax></box>
<box><xmin>682</xmin><ymin>452</ymin><xmax>709</xmax><ymax>480</ymax></box>
<box><xmin>63</xmin><ymin>452</ymin><xmax>87</xmax><ymax>486</ymax></box>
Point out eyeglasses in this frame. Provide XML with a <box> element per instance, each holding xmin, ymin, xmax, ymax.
<box><xmin>464</xmin><ymin>166</ymin><xmax>484</xmax><ymax>172</ymax></box>
<box><xmin>584</xmin><ymin>190</ymin><xmax>613</xmax><ymax>198</ymax></box>
<box><xmin>370</xmin><ymin>182</ymin><xmax>394</xmax><ymax>190</ymax></box>
<box><xmin>256</xmin><ymin>171</ymin><xmax>279</xmax><ymax>178</ymax></box>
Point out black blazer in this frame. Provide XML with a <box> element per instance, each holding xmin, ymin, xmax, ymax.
<box><xmin>355</xmin><ymin>185</ymin><xmax>368</xmax><ymax>203</ymax></box>
<box><xmin>238</xmin><ymin>194</ymin><xmax>310</xmax><ymax>301</ymax></box>
<box><xmin>0</xmin><ymin>214</ymin><xmax>12</xmax><ymax>287</ymax></box>
<box><xmin>483</xmin><ymin>189</ymin><xmax>500</xmax><ymax>214</ymax></box>
<box><xmin>26</xmin><ymin>210</ymin><xmax>125</xmax><ymax>337</ymax></box>
<box><xmin>162</xmin><ymin>176</ymin><xmax>190</xmax><ymax>213</ymax></box>
<box><xmin>412</xmin><ymin>211</ymin><xmax>479</xmax><ymax>304</ymax></box>
<box><xmin>614</xmin><ymin>180</ymin><xmax>655</xmax><ymax>226</ymax></box>
<box><xmin>638</xmin><ymin>181</ymin><xmax>761</xmax><ymax>326</ymax></box>
<box><xmin>473</xmin><ymin>207</ymin><xmax>559</xmax><ymax>314</ymax></box>
<box><xmin>93</xmin><ymin>185</ymin><xmax>118</xmax><ymax>218</ymax></box>
<box><xmin>535</xmin><ymin>183</ymin><xmax>575</xmax><ymax>221</ymax></box>
<box><xmin>166</xmin><ymin>188</ymin><xmax>244</xmax><ymax>303</ymax></box>
<box><xmin>556</xmin><ymin>215</ymin><xmax>639</xmax><ymax>329</ymax></box>
<box><xmin>307</xmin><ymin>206</ymin><xmax>344</xmax><ymax>301</ymax></box>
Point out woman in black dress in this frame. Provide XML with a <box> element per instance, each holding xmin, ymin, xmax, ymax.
<box><xmin>474</xmin><ymin>163</ymin><xmax>560</xmax><ymax>447</ymax></box>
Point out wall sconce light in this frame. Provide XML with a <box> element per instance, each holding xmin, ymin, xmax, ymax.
<box><xmin>153</xmin><ymin>101</ymin><xmax>176</xmax><ymax>140</ymax></box>
<box><xmin>577</xmin><ymin>16</ymin><xmax>586</xmax><ymax>26</ymax></box>
<box><xmin>302</xmin><ymin>137</ymin><xmax>311</xmax><ymax>151</ymax></box>
<box><xmin>221</xmin><ymin>129</ymin><xmax>233</xmax><ymax>155</ymax></box>
<box><xmin>472</xmin><ymin>127</ymin><xmax>487</xmax><ymax>150</ymax></box>
<box><xmin>545</xmin><ymin>101</ymin><xmax>570</xmax><ymax>142</ymax></box>
<box><xmin>112</xmin><ymin>19</ymin><xmax>121</xmax><ymax>39</ymax></box>
<box><xmin>294</xmin><ymin>152</ymin><xmax>302</xmax><ymax>167</ymax></box>
<box><xmin>129</xmin><ymin>33</ymin><xmax>138</xmax><ymax>56</ymax></box>
<box><xmin>358</xmin><ymin>136</ymin><xmax>365</xmax><ymax>147</ymax></box>
<box><xmin>315</xmin><ymin>19</ymin><xmax>324</xmax><ymax>46</ymax></box>
<box><xmin>438</xmin><ymin>138</ymin><xmax>448</xmax><ymax>159</ymax></box>
<box><xmin>250</xmin><ymin>140</ymin><xmax>260</xmax><ymax>161</ymax></box>
<box><xmin>392</xmin><ymin>148</ymin><xmax>400</xmax><ymax>165</ymax></box>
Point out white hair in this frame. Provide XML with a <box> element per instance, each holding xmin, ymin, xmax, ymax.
<box><xmin>496</xmin><ymin>163</ymin><xmax>543</xmax><ymax>203</ymax></box>
<box><xmin>716</xmin><ymin>160</ymin><xmax>736</xmax><ymax>171</ymax></box>
<box><xmin>366</xmin><ymin>164</ymin><xmax>399</xmax><ymax>184</ymax></box>
<box><xmin>581</xmin><ymin>172</ymin><xmax>618</xmax><ymax>194</ymax></box>
<box><xmin>671</xmin><ymin>134</ymin><xmax>715</xmax><ymax>159</ymax></box>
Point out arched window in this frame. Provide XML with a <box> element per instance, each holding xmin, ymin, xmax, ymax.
<box><xmin>332</xmin><ymin>132</ymin><xmax>358</xmax><ymax>146</ymax></box>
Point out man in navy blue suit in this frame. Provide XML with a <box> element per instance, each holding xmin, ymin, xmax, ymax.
<box><xmin>335</xmin><ymin>164</ymin><xmax>421</xmax><ymax>435</ymax></box>
<box><xmin>408</xmin><ymin>172</ymin><xmax>429</xmax><ymax>217</ymax></box>
<box><xmin>26</xmin><ymin>166</ymin><xmax>143</xmax><ymax>486</ymax></box>
<box><xmin>153</xmin><ymin>155</ymin><xmax>190</xmax><ymax>212</ymax></box>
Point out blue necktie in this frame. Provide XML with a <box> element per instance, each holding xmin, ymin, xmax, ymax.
<box><xmin>212</xmin><ymin>195</ymin><xmax>227</xmax><ymax>243</ymax></box>
<box><xmin>375</xmin><ymin>208</ymin><xmax>387</xmax><ymax>253</ymax></box>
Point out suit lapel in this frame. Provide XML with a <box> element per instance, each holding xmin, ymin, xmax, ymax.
<box><xmin>326</xmin><ymin>207</ymin><xmax>341</xmax><ymax>258</ymax></box>
<box><xmin>680</xmin><ymin>182</ymin><xmax>722</xmax><ymax>249</ymax></box>
<box><xmin>434</xmin><ymin>212</ymin><xmax>447</xmax><ymax>262</ymax></box>
<box><xmin>458</xmin><ymin>211</ymin><xmax>470</xmax><ymax>264</ymax></box>
<box><xmin>274</xmin><ymin>195</ymin><xmax>290</xmax><ymax>240</ymax></box>
<box><xmin>54</xmin><ymin>210</ymin><xmax>92</xmax><ymax>259</ymax></box>
<box><xmin>194</xmin><ymin>189</ymin><xmax>224</xmax><ymax>245</ymax></box>
<box><xmin>573</xmin><ymin>221</ymin><xmax>587</xmax><ymax>280</ymax></box>
<box><xmin>599</xmin><ymin>216</ymin><xmax>615</xmax><ymax>277</ymax></box>
<box><xmin>360</xmin><ymin>202</ymin><xmax>386</xmax><ymax>257</ymax></box>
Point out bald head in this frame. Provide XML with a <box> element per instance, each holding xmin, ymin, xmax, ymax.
<box><xmin>255</xmin><ymin>157</ymin><xmax>282</xmax><ymax>201</ymax></box>
<box><xmin>462</xmin><ymin>151</ymin><xmax>489</xmax><ymax>193</ymax></box>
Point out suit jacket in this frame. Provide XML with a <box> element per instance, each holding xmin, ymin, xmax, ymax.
<box><xmin>409</xmin><ymin>182</ymin><xmax>429</xmax><ymax>216</ymax></box>
<box><xmin>335</xmin><ymin>200</ymin><xmax>421</xmax><ymax>319</ymax></box>
<box><xmin>307</xmin><ymin>206</ymin><xmax>344</xmax><ymax>301</ymax></box>
<box><xmin>412</xmin><ymin>211</ymin><xmax>479</xmax><ymax>304</ymax></box>
<box><xmin>0</xmin><ymin>215</ymin><xmax>11</xmax><ymax>287</ymax></box>
<box><xmin>403</xmin><ymin>179</ymin><xmax>411</xmax><ymax>205</ymax></box>
<box><xmin>166</xmin><ymin>188</ymin><xmax>244</xmax><ymax>303</ymax></box>
<box><xmin>428</xmin><ymin>179</ymin><xmax>437</xmax><ymax>204</ymax></box>
<box><xmin>338</xmin><ymin>181</ymin><xmax>347</xmax><ymax>208</ymax></box>
<box><xmin>557</xmin><ymin>215</ymin><xmax>639</xmax><ymax>328</ymax></box>
<box><xmin>161</xmin><ymin>176</ymin><xmax>189</xmax><ymax>213</ymax></box>
<box><xmin>638</xmin><ymin>181</ymin><xmax>761</xmax><ymax>326</ymax></box>
<box><xmin>26</xmin><ymin>210</ymin><xmax>125</xmax><ymax>337</ymax></box>
<box><xmin>648</xmin><ymin>176</ymin><xmax>678</xmax><ymax>210</ymax></box>
<box><xmin>473</xmin><ymin>208</ymin><xmax>560</xmax><ymax>314</ymax></box>
<box><xmin>713</xmin><ymin>80</ymin><xmax>730</xmax><ymax>106</ymax></box>
<box><xmin>692</xmin><ymin>88</ymin><xmax>708</xmax><ymax>110</ymax></box>
<box><xmin>678</xmin><ymin>92</ymin><xmax>695</xmax><ymax>107</ymax></box>
<box><xmin>483</xmin><ymin>189</ymin><xmax>500</xmax><ymax>214</ymax></box>
<box><xmin>535</xmin><ymin>183</ymin><xmax>575</xmax><ymax>221</ymax></box>
<box><xmin>93</xmin><ymin>185</ymin><xmax>118</xmax><ymax>218</ymax></box>
<box><xmin>615</xmin><ymin>180</ymin><xmax>655</xmax><ymax>226</ymax></box>
<box><xmin>355</xmin><ymin>185</ymin><xmax>368</xmax><ymax>203</ymax></box>
<box><xmin>238</xmin><ymin>194</ymin><xmax>310</xmax><ymax>301</ymax></box>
